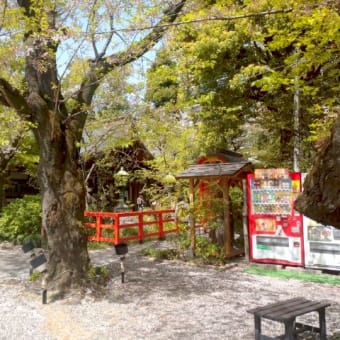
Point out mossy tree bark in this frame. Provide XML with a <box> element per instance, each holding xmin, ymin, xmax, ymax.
<box><xmin>295</xmin><ymin>114</ymin><xmax>340</xmax><ymax>228</ymax></box>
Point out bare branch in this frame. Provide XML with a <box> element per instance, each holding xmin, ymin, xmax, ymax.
<box><xmin>76</xmin><ymin>0</ymin><xmax>187</xmax><ymax>106</ymax></box>
<box><xmin>91</xmin><ymin>34</ymin><xmax>100</xmax><ymax>59</ymax></box>
<box><xmin>88</xmin><ymin>0</ymin><xmax>100</xmax><ymax>59</ymax></box>
<box><xmin>103</xmin><ymin>0</ymin><xmax>188</xmax><ymax>68</ymax></box>
<box><xmin>91</xmin><ymin>8</ymin><xmax>293</xmax><ymax>35</ymax></box>
<box><xmin>98</xmin><ymin>14</ymin><xmax>115</xmax><ymax>58</ymax></box>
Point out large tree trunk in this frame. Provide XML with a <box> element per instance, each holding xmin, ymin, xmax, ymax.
<box><xmin>36</xmin><ymin>109</ymin><xmax>89</xmax><ymax>291</ymax></box>
<box><xmin>20</xmin><ymin>10</ymin><xmax>91</xmax><ymax>290</ymax></box>
<box><xmin>295</xmin><ymin>113</ymin><xmax>340</xmax><ymax>228</ymax></box>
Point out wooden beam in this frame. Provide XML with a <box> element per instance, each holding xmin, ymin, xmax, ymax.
<box><xmin>242</xmin><ymin>179</ymin><xmax>249</xmax><ymax>261</ymax></box>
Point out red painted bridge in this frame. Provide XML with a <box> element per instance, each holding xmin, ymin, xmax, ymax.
<box><xmin>84</xmin><ymin>209</ymin><xmax>178</xmax><ymax>244</ymax></box>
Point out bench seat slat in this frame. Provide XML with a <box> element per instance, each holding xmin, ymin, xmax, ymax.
<box><xmin>269</xmin><ymin>301</ymin><xmax>331</xmax><ymax>322</ymax></box>
<box><xmin>248</xmin><ymin>297</ymin><xmax>306</xmax><ymax>318</ymax></box>
<box><xmin>248</xmin><ymin>298</ymin><xmax>330</xmax><ymax>322</ymax></box>
<box><xmin>247</xmin><ymin>297</ymin><xmax>304</xmax><ymax>315</ymax></box>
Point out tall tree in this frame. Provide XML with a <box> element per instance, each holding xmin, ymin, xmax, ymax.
<box><xmin>142</xmin><ymin>0</ymin><xmax>340</xmax><ymax>227</ymax></box>
<box><xmin>142</xmin><ymin>49</ymin><xmax>198</xmax><ymax>173</ymax></box>
<box><xmin>157</xmin><ymin>0</ymin><xmax>339</xmax><ymax>168</ymax></box>
<box><xmin>0</xmin><ymin>0</ymin><xmax>187</xmax><ymax>292</ymax></box>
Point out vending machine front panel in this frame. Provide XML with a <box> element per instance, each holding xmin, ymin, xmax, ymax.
<box><xmin>247</xmin><ymin>170</ymin><xmax>304</xmax><ymax>266</ymax></box>
<box><xmin>303</xmin><ymin>216</ymin><xmax>340</xmax><ymax>271</ymax></box>
<box><xmin>252</xmin><ymin>235</ymin><xmax>302</xmax><ymax>263</ymax></box>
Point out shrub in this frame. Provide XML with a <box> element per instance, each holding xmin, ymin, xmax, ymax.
<box><xmin>87</xmin><ymin>264</ymin><xmax>111</xmax><ymax>285</ymax></box>
<box><xmin>0</xmin><ymin>195</ymin><xmax>42</xmax><ymax>245</ymax></box>
<box><xmin>140</xmin><ymin>245</ymin><xmax>178</xmax><ymax>260</ymax></box>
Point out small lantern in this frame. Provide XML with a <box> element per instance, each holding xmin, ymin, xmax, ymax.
<box><xmin>114</xmin><ymin>166</ymin><xmax>129</xmax><ymax>187</ymax></box>
<box><xmin>114</xmin><ymin>166</ymin><xmax>130</xmax><ymax>212</ymax></box>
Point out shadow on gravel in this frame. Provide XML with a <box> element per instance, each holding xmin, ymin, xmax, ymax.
<box><xmin>1</xmin><ymin>241</ymin><xmax>340</xmax><ymax>339</ymax></box>
<box><xmin>89</xmin><ymin>243</ymin><xmax>340</xmax><ymax>340</ymax></box>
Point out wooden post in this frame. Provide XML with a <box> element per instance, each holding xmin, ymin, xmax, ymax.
<box><xmin>189</xmin><ymin>178</ymin><xmax>196</xmax><ymax>256</ymax></box>
<box><xmin>113</xmin><ymin>213</ymin><xmax>119</xmax><ymax>245</ymax></box>
<box><xmin>158</xmin><ymin>211</ymin><xmax>165</xmax><ymax>240</ymax></box>
<box><xmin>222</xmin><ymin>178</ymin><xmax>232</xmax><ymax>257</ymax></box>
<box><xmin>138</xmin><ymin>212</ymin><xmax>144</xmax><ymax>243</ymax></box>
<box><xmin>242</xmin><ymin>179</ymin><xmax>249</xmax><ymax>261</ymax></box>
<box><xmin>96</xmin><ymin>215</ymin><xmax>102</xmax><ymax>242</ymax></box>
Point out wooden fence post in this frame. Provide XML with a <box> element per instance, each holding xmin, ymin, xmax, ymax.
<box><xmin>138</xmin><ymin>212</ymin><xmax>144</xmax><ymax>243</ymax></box>
<box><xmin>159</xmin><ymin>211</ymin><xmax>165</xmax><ymax>240</ymax></box>
<box><xmin>113</xmin><ymin>213</ymin><xmax>119</xmax><ymax>244</ymax></box>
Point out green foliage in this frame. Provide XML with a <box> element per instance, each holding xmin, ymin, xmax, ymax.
<box><xmin>194</xmin><ymin>236</ymin><xmax>223</xmax><ymax>261</ymax></box>
<box><xmin>140</xmin><ymin>245</ymin><xmax>178</xmax><ymax>260</ymax></box>
<box><xmin>245</xmin><ymin>266</ymin><xmax>340</xmax><ymax>285</ymax></box>
<box><xmin>87</xmin><ymin>264</ymin><xmax>111</xmax><ymax>284</ymax></box>
<box><xmin>230</xmin><ymin>186</ymin><xmax>244</xmax><ymax>247</ymax></box>
<box><xmin>121</xmin><ymin>227</ymin><xmax>138</xmax><ymax>237</ymax></box>
<box><xmin>137</xmin><ymin>47</ymin><xmax>201</xmax><ymax>206</ymax></box>
<box><xmin>145</xmin><ymin>49</ymin><xmax>179</xmax><ymax>108</ymax></box>
<box><xmin>29</xmin><ymin>270</ymin><xmax>41</xmax><ymax>282</ymax></box>
<box><xmin>0</xmin><ymin>195</ymin><xmax>41</xmax><ymax>244</ymax></box>
<box><xmin>145</xmin><ymin>0</ymin><xmax>340</xmax><ymax>170</ymax></box>
<box><xmin>135</xmin><ymin>104</ymin><xmax>197</xmax><ymax>205</ymax></box>
<box><xmin>87</xmin><ymin>241</ymin><xmax>110</xmax><ymax>250</ymax></box>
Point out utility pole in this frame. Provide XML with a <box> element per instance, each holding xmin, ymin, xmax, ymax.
<box><xmin>293</xmin><ymin>51</ymin><xmax>300</xmax><ymax>172</ymax></box>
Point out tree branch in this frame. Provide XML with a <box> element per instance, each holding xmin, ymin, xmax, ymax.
<box><xmin>98</xmin><ymin>15</ymin><xmax>115</xmax><ymax>58</ymax></box>
<box><xmin>91</xmin><ymin>8</ymin><xmax>293</xmax><ymax>35</ymax></box>
<box><xmin>76</xmin><ymin>0</ymin><xmax>187</xmax><ymax>106</ymax></box>
<box><xmin>104</xmin><ymin>0</ymin><xmax>187</xmax><ymax>68</ymax></box>
<box><xmin>0</xmin><ymin>78</ymin><xmax>31</xmax><ymax>118</ymax></box>
<box><xmin>0</xmin><ymin>132</ymin><xmax>23</xmax><ymax>174</ymax></box>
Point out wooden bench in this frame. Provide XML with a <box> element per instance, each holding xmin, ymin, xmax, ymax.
<box><xmin>247</xmin><ymin>297</ymin><xmax>331</xmax><ymax>340</ymax></box>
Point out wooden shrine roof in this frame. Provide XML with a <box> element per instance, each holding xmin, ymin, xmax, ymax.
<box><xmin>176</xmin><ymin>161</ymin><xmax>253</xmax><ymax>179</ymax></box>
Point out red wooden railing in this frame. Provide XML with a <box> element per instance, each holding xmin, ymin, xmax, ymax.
<box><xmin>84</xmin><ymin>209</ymin><xmax>178</xmax><ymax>244</ymax></box>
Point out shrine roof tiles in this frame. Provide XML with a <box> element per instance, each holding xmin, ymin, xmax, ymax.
<box><xmin>176</xmin><ymin>161</ymin><xmax>252</xmax><ymax>179</ymax></box>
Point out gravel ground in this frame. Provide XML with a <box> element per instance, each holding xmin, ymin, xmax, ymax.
<box><xmin>0</xmin><ymin>241</ymin><xmax>339</xmax><ymax>340</ymax></box>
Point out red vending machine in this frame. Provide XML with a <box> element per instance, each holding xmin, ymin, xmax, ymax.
<box><xmin>247</xmin><ymin>169</ymin><xmax>304</xmax><ymax>266</ymax></box>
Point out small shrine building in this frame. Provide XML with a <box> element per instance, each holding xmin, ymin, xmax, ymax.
<box><xmin>176</xmin><ymin>151</ymin><xmax>253</xmax><ymax>257</ymax></box>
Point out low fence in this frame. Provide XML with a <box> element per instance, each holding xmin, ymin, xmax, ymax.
<box><xmin>84</xmin><ymin>209</ymin><xmax>178</xmax><ymax>244</ymax></box>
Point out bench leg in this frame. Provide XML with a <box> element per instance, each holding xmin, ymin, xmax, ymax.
<box><xmin>319</xmin><ymin>308</ymin><xmax>327</xmax><ymax>340</ymax></box>
<box><xmin>284</xmin><ymin>320</ymin><xmax>295</xmax><ymax>340</ymax></box>
<box><xmin>254</xmin><ymin>315</ymin><xmax>261</xmax><ymax>340</ymax></box>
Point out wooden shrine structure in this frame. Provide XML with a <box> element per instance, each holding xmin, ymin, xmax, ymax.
<box><xmin>176</xmin><ymin>151</ymin><xmax>253</xmax><ymax>257</ymax></box>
